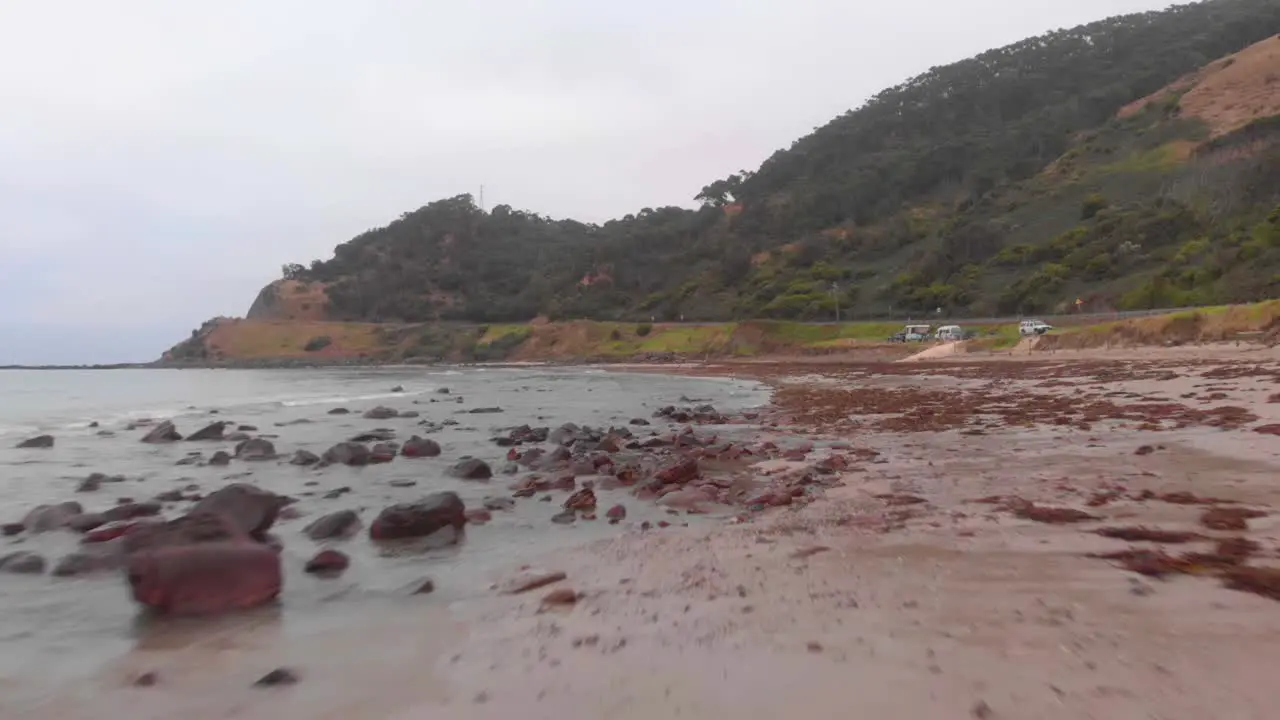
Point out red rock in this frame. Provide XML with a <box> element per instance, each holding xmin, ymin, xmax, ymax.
<box><xmin>127</xmin><ymin>542</ymin><xmax>281</xmax><ymax>616</ymax></box>
<box><xmin>370</xmin><ymin>492</ymin><xmax>466</xmax><ymax>542</ymax></box>
<box><xmin>563</xmin><ymin>488</ymin><xmax>597</xmax><ymax>511</ymax></box>
<box><xmin>500</xmin><ymin>569</ymin><xmax>567</xmax><ymax>594</ymax></box>
<box><xmin>605</xmin><ymin>504</ymin><xmax>626</xmax><ymax>524</ymax></box>
<box><xmin>122</xmin><ymin>512</ymin><xmax>247</xmax><ymax>555</ymax></box>
<box><xmin>191</xmin><ymin>483</ymin><xmax>287</xmax><ymax>539</ymax></box>
<box><xmin>82</xmin><ymin>520</ymin><xmax>156</xmax><ymax>544</ymax></box>
<box><xmin>551</xmin><ymin>475</ymin><xmax>576</xmax><ymax>491</ymax></box>
<box><xmin>510</xmin><ymin>475</ymin><xmax>551</xmax><ymax>492</ymax></box>
<box><xmin>541</xmin><ymin>588</ymin><xmax>578</xmax><ymax>606</ymax></box>
<box><xmin>400</xmin><ymin>436</ymin><xmax>441</xmax><ymax>458</ymax></box>
<box><xmin>304</xmin><ymin>549</ymin><xmax>350</xmax><ymax>575</ymax></box>
<box><xmin>655</xmin><ymin>457</ymin><xmax>700</xmax><ymax>485</ymax></box>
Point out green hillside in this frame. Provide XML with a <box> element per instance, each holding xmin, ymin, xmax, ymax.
<box><xmin>264</xmin><ymin>0</ymin><xmax>1280</xmax><ymax>325</ymax></box>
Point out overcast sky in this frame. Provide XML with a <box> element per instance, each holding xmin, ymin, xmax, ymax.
<box><xmin>0</xmin><ymin>0</ymin><xmax>1176</xmax><ymax>364</ymax></box>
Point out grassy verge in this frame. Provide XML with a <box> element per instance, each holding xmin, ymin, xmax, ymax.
<box><xmin>171</xmin><ymin>301</ymin><xmax>1280</xmax><ymax>363</ymax></box>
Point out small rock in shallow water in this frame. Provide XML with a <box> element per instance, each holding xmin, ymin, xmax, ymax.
<box><xmin>411</xmin><ymin>578</ymin><xmax>436</xmax><ymax>595</ymax></box>
<box><xmin>254</xmin><ymin>668</ymin><xmax>299</xmax><ymax>687</ymax></box>
<box><xmin>16</xmin><ymin>435</ymin><xmax>54</xmax><ymax>449</ymax></box>
<box><xmin>501</xmin><ymin>569</ymin><xmax>567</xmax><ymax>594</ymax></box>
<box><xmin>449</xmin><ymin>458</ymin><xmax>492</xmax><ymax>481</ymax></box>
<box><xmin>290</xmin><ymin>449</ymin><xmax>320</xmax><ymax>466</ymax></box>
<box><xmin>1</xmin><ymin>523</ymin><xmax>23</xmax><ymax>536</ymax></box>
<box><xmin>483</xmin><ymin>497</ymin><xmax>515</xmax><ymax>512</ymax></box>
<box><xmin>140</xmin><ymin>421</ymin><xmax>182</xmax><ymax>444</ymax></box>
<box><xmin>363</xmin><ymin>406</ymin><xmax>398</xmax><ymax>420</ymax></box>
<box><xmin>304</xmin><ymin>549</ymin><xmax>350</xmax><ymax>576</ymax></box>
<box><xmin>551</xmin><ymin>510</ymin><xmax>576</xmax><ymax>525</ymax></box>
<box><xmin>304</xmin><ymin>509</ymin><xmax>361</xmax><ymax>540</ymax></box>
<box><xmin>401</xmin><ymin>436</ymin><xmax>441</xmax><ymax>458</ymax></box>
<box><xmin>208</xmin><ymin>451</ymin><xmax>232</xmax><ymax>466</ymax></box>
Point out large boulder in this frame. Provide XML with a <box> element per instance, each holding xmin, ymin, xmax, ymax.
<box><xmin>401</xmin><ymin>436</ymin><xmax>441</xmax><ymax>458</ymax></box>
<box><xmin>121</xmin><ymin>511</ymin><xmax>244</xmax><ymax>555</ymax></box>
<box><xmin>449</xmin><ymin>458</ymin><xmax>492</xmax><ymax>481</ymax></box>
<box><xmin>369</xmin><ymin>492</ymin><xmax>466</xmax><ymax>542</ymax></box>
<box><xmin>126</xmin><ymin>542</ymin><xmax>281</xmax><ymax>616</ymax></box>
<box><xmin>141</xmin><ymin>421</ymin><xmax>183</xmax><ymax>443</ymax></box>
<box><xmin>66</xmin><ymin>512</ymin><xmax>108</xmax><ymax>533</ymax></box>
<box><xmin>0</xmin><ymin>551</ymin><xmax>46</xmax><ymax>574</ymax></box>
<box><xmin>186</xmin><ymin>422</ymin><xmax>228</xmax><ymax>441</ymax></box>
<box><xmin>323</xmin><ymin>442</ymin><xmax>370</xmax><ymax>466</ymax></box>
<box><xmin>234</xmin><ymin>438</ymin><xmax>277</xmax><ymax>461</ymax></box>
<box><xmin>53</xmin><ymin>549</ymin><xmax>122</xmax><ymax>577</ymax></box>
<box><xmin>303</xmin><ymin>509</ymin><xmax>361</xmax><ymax>540</ymax></box>
<box><xmin>16</xmin><ymin>435</ymin><xmax>54</xmax><ymax>449</ymax></box>
<box><xmin>23</xmin><ymin>502</ymin><xmax>84</xmax><ymax>533</ymax></box>
<box><xmin>191</xmin><ymin>483</ymin><xmax>286</xmax><ymax>538</ymax></box>
<box><xmin>369</xmin><ymin>443</ymin><xmax>398</xmax><ymax>464</ymax></box>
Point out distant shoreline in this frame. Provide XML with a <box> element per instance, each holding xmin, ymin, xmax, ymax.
<box><xmin>0</xmin><ymin>364</ymin><xmax>155</xmax><ymax>371</ymax></box>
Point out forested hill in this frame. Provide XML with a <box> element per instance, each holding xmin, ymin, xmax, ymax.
<box><xmin>258</xmin><ymin>0</ymin><xmax>1280</xmax><ymax>325</ymax></box>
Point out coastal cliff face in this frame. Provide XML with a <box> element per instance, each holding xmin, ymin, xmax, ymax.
<box><xmin>245</xmin><ymin>280</ymin><xmax>330</xmax><ymax>322</ymax></box>
<box><xmin>170</xmin><ymin>2</ymin><xmax>1280</xmax><ymax>360</ymax></box>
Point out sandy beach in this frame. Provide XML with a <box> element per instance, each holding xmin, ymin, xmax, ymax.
<box><xmin>13</xmin><ymin>346</ymin><xmax>1280</xmax><ymax>719</ymax></box>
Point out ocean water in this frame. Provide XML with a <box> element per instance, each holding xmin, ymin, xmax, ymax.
<box><xmin>0</xmin><ymin>366</ymin><xmax>767</xmax><ymax>709</ymax></box>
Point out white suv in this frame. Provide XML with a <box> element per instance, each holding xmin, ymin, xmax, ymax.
<box><xmin>1018</xmin><ymin>319</ymin><xmax>1053</xmax><ymax>336</ymax></box>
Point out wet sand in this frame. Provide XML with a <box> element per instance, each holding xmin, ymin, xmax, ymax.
<box><xmin>16</xmin><ymin>349</ymin><xmax>1280</xmax><ymax>719</ymax></box>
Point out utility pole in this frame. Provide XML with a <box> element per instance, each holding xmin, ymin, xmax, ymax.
<box><xmin>479</xmin><ymin>184</ymin><xmax>485</xmax><ymax>212</ymax></box>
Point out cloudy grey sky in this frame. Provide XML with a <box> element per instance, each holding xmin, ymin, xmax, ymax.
<box><xmin>0</xmin><ymin>0</ymin><xmax>1174</xmax><ymax>364</ymax></box>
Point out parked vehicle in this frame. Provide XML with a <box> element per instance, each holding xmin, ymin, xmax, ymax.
<box><xmin>888</xmin><ymin>324</ymin><xmax>933</xmax><ymax>342</ymax></box>
<box><xmin>934</xmin><ymin>325</ymin><xmax>965</xmax><ymax>342</ymax></box>
<box><xmin>1018</xmin><ymin>319</ymin><xmax>1054</xmax><ymax>336</ymax></box>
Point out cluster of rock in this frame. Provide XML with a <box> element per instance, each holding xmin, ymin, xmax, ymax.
<box><xmin>5</xmin><ymin>397</ymin><xmax>862</xmax><ymax>622</ymax></box>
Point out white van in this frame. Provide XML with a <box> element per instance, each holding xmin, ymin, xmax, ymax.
<box><xmin>1019</xmin><ymin>319</ymin><xmax>1053</xmax><ymax>336</ymax></box>
<box><xmin>934</xmin><ymin>325</ymin><xmax>964</xmax><ymax>341</ymax></box>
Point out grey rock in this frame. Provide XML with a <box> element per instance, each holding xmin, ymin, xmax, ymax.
<box><xmin>1</xmin><ymin>551</ymin><xmax>46</xmax><ymax>574</ymax></box>
<box><xmin>234</xmin><ymin>438</ymin><xmax>277</xmax><ymax>461</ymax></box>
<box><xmin>186</xmin><ymin>422</ymin><xmax>228</xmax><ymax>441</ymax></box>
<box><xmin>140</xmin><ymin>421</ymin><xmax>182</xmax><ymax>443</ymax></box>
<box><xmin>303</xmin><ymin>509</ymin><xmax>361</xmax><ymax>541</ymax></box>
<box><xmin>449</xmin><ymin>458</ymin><xmax>492</xmax><ymax>481</ymax></box>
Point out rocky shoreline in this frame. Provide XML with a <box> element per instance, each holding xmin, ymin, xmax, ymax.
<box><xmin>3</xmin><ymin>382</ymin><xmax>820</xmax><ymax>618</ymax></box>
<box><xmin>11</xmin><ymin>352</ymin><xmax>1280</xmax><ymax>718</ymax></box>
